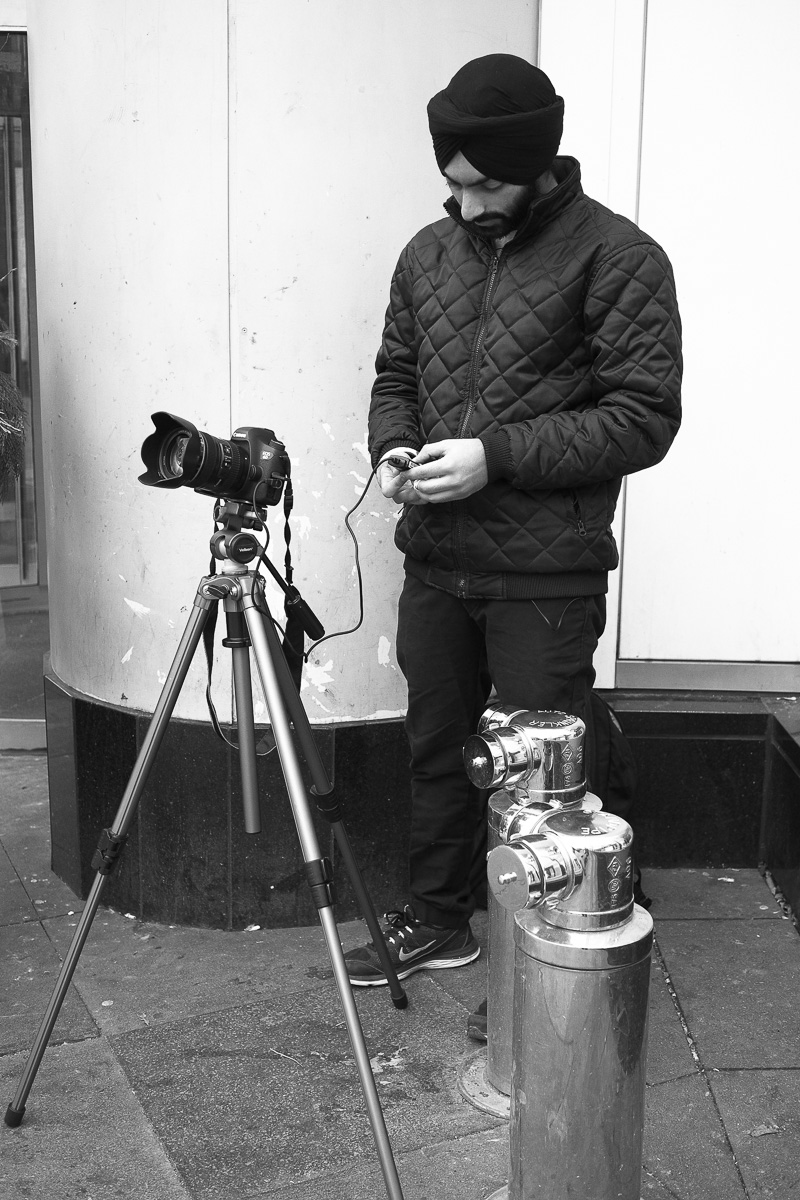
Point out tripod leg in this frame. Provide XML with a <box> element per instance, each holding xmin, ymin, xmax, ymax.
<box><xmin>330</xmin><ymin>820</ymin><xmax>408</xmax><ymax>1008</ymax></box>
<box><xmin>5</xmin><ymin>596</ymin><xmax>214</xmax><ymax>1127</ymax></box>
<box><xmin>224</xmin><ymin>604</ymin><xmax>261</xmax><ymax>834</ymax></box>
<box><xmin>250</xmin><ymin>581</ymin><xmax>408</xmax><ymax>1006</ymax></box>
<box><xmin>239</xmin><ymin>595</ymin><xmax>405</xmax><ymax>1200</ymax></box>
<box><xmin>318</xmin><ymin>905</ymin><xmax>406</xmax><ymax>1195</ymax></box>
<box><xmin>230</xmin><ymin>644</ymin><xmax>260</xmax><ymax>832</ymax></box>
<box><xmin>250</xmin><ymin>579</ymin><xmax>332</xmax><ymax>795</ymax></box>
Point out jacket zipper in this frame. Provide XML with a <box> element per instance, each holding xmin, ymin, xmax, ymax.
<box><xmin>453</xmin><ymin>249</ymin><xmax>504</xmax><ymax>595</ymax></box>
<box><xmin>570</xmin><ymin>490</ymin><xmax>587</xmax><ymax>536</ymax></box>
<box><xmin>457</xmin><ymin>249</ymin><xmax>504</xmax><ymax>438</ymax></box>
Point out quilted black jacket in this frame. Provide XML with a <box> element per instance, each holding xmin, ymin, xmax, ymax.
<box><xmin>368</xmin><ymin>157</ymin><xmax>682</xmax><ymax>600</ymax></box>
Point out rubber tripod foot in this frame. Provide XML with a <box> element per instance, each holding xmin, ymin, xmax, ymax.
<box><xmin>391</xmin><ymin>992</ymin><xmax>409</xmax><ymax>1009</ymax></box>
<box><xmin>5</xmin><ymin>1103</ymin><xmax>25</xmax><ymax>1127</ymax></box>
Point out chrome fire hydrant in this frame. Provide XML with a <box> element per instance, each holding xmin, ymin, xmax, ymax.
<box><xmin>472</xmin><ymin>712</ymin><xmax>653</xmax><ymax>1200</ymax></box>
<box><xmin>463</xmin><ymin>707</ymin><xmax>602</xmax><ymax>1096</ymax></box>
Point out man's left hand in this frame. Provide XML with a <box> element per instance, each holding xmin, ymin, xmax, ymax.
<box><xmin>406</xmin><ymin>439</ymin><xmax>488</xmax><ymax>503</ymax></box>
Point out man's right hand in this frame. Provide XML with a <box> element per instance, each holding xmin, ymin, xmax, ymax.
<box><xmin>377</xmin><ymin>450</ymin><xmax>428</xmax><ymax>505</ymax></box>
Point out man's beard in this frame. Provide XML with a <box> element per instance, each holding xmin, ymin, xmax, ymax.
<box><xmin>460</xmin><ymin>185</ymin><xmax>537</xmax><ymax>239</ymax></box>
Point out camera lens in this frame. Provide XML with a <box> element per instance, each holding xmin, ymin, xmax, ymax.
<box><xmin>188</xmin><ymin>433</ymin><xmax>250</xmax><ymax>496</ymax></box>
<box><xmin>139</xmin><ymin>412</ymin><xmax>287</xmax><ymax>507</ymax></box>
<box><xmin>162</xmin><ymin>433</ymin><xmax>190</xmax><ymax>479</ymax></box>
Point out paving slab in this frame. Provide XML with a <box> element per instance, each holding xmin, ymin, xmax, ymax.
<box><xmin>0</xmin><ymin>754</ymin><xmax>51</xmax><ymax>845</ymax></box>
<box><xmin>0</xmin><ymin>753</ymin><xmax>81</xmax><ymax>920</ymax></box>
<box><xmin>0</xmin><ymin>920</ymin><xmax>97</xmax><ymax>1055</ymax></box>
<box><xmin>0</xmin><ymin>1038</ymin><xmax>190</xmax><ymax>1200</ymax></box>
<box><xmin>709</xmin><ymin>1069</ymin><xmax>800</xmax><ymax>1200</ymax></box>
<box><xmin>0</xmin><ymin>841</ymin><xmax>40</xmax><ymax>925</ymax></box>
<box><xmin>42</xmin><ymin>906</ymin><xmax>370</xmax><ymax>1037</ymax></box>
<box><xmin>110</xmin><ymin>975</ymin><xmax>503</xmax><ymax>1199</ymax></box>
<box><xmin>645</xmin><ymin>866</ymin><xmax>785</xmax><ymax>920</ymax></box>
<box><xmin>0</xmin><ymin>750</ymin><xmax>48</xmax><ymax>797</ymax></box>
<box><xmin>646</xmin><ymin>951</ymin><xmax>699</xmax><ymax>1085</ymax></box>
<box><xmin>262</xmin><ymin>1126</ymin><xmax>510</xmax><ymax>1200</ymax></box>
<box><xmin>655</xmin><ymin>917</ymin><xmax>800</xmax><ymax>1069</ymax></box>
<box><xmin>643</xmin><ymin>1072</ymin><xmax>748</xmax><ymax>1199</ymax></box>
<box><xmin>640</xmin><ymin>1169</ymin><xmax>691</xmax><ymax>1198</ymax></box>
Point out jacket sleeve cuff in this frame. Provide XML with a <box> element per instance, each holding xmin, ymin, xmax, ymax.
<box><xmin>479</xmin><ymin>430</ymin><xmax>513</xmax><ymax>482</ymax></box>
<box><xmin>371</xmin><ymin>438</ymin><xmax>422</xmax><ymax>469</ymax></box>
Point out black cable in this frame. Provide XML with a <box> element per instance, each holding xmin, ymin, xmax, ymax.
<box><xmin>205</xmin><ymin>463</ymin><xmax>381</xmax><ymax>740</ymax></box>
<box><xmin>303</xmin><ymin>464</ymin><xmax>379</xmax><ymax>660</ymax></box>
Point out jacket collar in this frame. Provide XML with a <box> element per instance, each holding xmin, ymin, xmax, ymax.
<box><xmin>443</xmin><ymin>156</ymin><xmax>582</xmax><ymax>250</ymax></box>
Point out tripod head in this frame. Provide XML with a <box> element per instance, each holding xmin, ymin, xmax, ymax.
<box><xmin>208</xmin><ymin>498</ymin><xmax>325</xmax><ymax>643</ymax></box>
<box><xmin>209</xmin><ymin>499</ymin><xmax>265</xmax><ymax>565</ymax></box>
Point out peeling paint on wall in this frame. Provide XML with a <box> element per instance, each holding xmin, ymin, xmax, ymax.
<box><xmin>378</xmin><ymin>635</ymin><xmax>391</xmax><ymax>666</ymax></box>
<box><xmin>124</xmin><ymin>597</ymin><xmax>151</xmax><ymax>618</ymax></box>
<box><xmin>303</xmin><ymin>657</ymin><xmax>334</xmax><ymax>692</ymax></box>
<box><xmin>352</xmin><ymin>436</ymin><xmax>370</xmax><ymax>463</ymax></box>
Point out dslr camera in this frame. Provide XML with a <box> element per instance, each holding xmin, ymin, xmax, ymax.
<box><xmin>139</xmin><ymin>411</ymin><xmax>289</xmax><ymax>508</ymax></box>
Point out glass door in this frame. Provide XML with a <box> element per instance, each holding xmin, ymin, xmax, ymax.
<box><xmin>0</xmin><ymin>32</ymin><xmax>47</xmax><ymax>734</ymax></box>
<box><xmin>0</xmin><ymin>111</ymin><xmax>37</xmax><ymax>587</ymax></box>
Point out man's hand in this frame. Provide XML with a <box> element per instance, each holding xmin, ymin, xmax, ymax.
<box><xmin>376</xmin><ymin>449</ymin><xmax>429</xmax><ymax>505</ymax></box>
<box><xmin>404</xmin><ymin>439</ymin><xmax>488</xmax><ymax>503</ymax></box>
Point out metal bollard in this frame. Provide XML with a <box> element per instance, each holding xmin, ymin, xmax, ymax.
<box><xmin>484</xmin><ymin>807</ymin><xmax>653</xmax><ymax>1200</ymax></box>
<box><xmin>463</xmin><ymin>710</ymin><xmax>601</xmax><ymax>1097</ymax></box>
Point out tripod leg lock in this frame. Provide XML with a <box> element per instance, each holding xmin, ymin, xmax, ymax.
<box><xmin>91</xmin><ymin>828</ymin><xmax>129</xmax><ymax>876</ymax></box>
<box><xmin>305</xmin><ymin>857</ymin><xmax>336</xmax><ymax>910</ymax></box>
<box><xmin>311</xmin><ymin>785</ymin><xmax>343</xmax><ymax>824</ymax></box>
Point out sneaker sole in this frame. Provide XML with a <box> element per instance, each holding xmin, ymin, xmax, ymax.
<box><xmin>348</xmin><ymin>945</ymin><xmax>480</xmax><ymax>987</ymax></box>
<box><xmin>466</xmin><ymin>1020</ymin><xmax>487</xmax><ymax>1044</ymax></box>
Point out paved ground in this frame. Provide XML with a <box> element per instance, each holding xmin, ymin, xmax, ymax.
<box><xmin>1</xmin><ymin>752</ymin><xmax>799</xmax><ymax>1199</ymax></box>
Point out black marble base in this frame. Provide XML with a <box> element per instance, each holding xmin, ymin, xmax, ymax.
<box><xmin>44</xmin><ymin>672</ymin><xmax>413</xmax><ymax>929</ymax></box>
<box><xmin>44</xmin><ymin>674</ymin><xmax>800</xmax><ymax>928</ymax></box>
<box><xmin>761</xmin><ymin>714</ymin><xmax>800</xmax><ymax>917</ymax></box>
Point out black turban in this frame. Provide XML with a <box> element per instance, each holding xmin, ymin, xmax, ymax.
<box><xmin>427</xmin><ymin>54</ymin><xmax>564</xmax><ymax>184</ymax></box>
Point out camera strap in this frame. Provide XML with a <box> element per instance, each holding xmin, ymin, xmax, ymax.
<box><xmin>280</xmin><ymin>479</ymin><xmax>305</xmax><ymax>692</ymax></box>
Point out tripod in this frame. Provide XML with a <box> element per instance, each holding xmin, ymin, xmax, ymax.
<box><xmin>5</xmin><ymin>520</ymin><xmax>408</xmax><ymax>1200</ymax></box>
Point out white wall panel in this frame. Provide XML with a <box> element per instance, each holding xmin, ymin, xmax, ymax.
<box><xmin>539</xmin><ymin>0</ymin><xmax>647</xmax><ymax>686</ymax></box>
<box><xmin>228</xmin><ymin>0</ymin><xmax>538</xmax><ymax>723</ymax></box>
<box><xmin>28</xmin><ymin>0</ymin><xmax>231</xmax><ymax>721</ymax></box>
<box><xmin>620</xmin><ymin>0</ymin><xmax>800</xmax><ymax>663</ymax></box>
<box><xmin>27</xmin><ymin>0</ymin><xmax>538</xmax><ymax>723</ymax></box>
<box><xmin>0</xmin><ymin>1</ymin><xmax>25</xmax><ymax>27</ymax></box>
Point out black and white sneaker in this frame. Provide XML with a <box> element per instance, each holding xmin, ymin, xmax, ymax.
<box><xmin>345</xmin><ymin>904</ymin><xmax>480</xmax><ymax>987</ymax></box>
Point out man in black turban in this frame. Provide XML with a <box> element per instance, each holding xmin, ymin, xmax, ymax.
<box><xmin>346</xmin><ymin>54</ymin><xmax>681</xmax><ymax>1041</ymax></box>
<box><xmin>424</xmin><ymin>55</ymin><xmax>564</xmax><ymax>244</ymax></box>
<box><xmin>427</xmin><ymin>53</ymin><xmax>564</xmax><ymax>185</ymax></box>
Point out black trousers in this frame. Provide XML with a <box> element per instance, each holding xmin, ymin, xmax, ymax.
<box><xmin>396</xmin><ymin>573</ymin><xmax>606</xmax><ymax>929</ymax></box>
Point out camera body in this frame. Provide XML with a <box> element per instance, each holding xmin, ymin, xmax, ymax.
<box><xmin>225</xmin><ymin>425</ymin><xmax>288</xmax><ymax>506</ymax></box>
<box><xmin>139</xmin><ymin>411</ymin><xmax>289</xmax><ymax>507</ymax></box>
